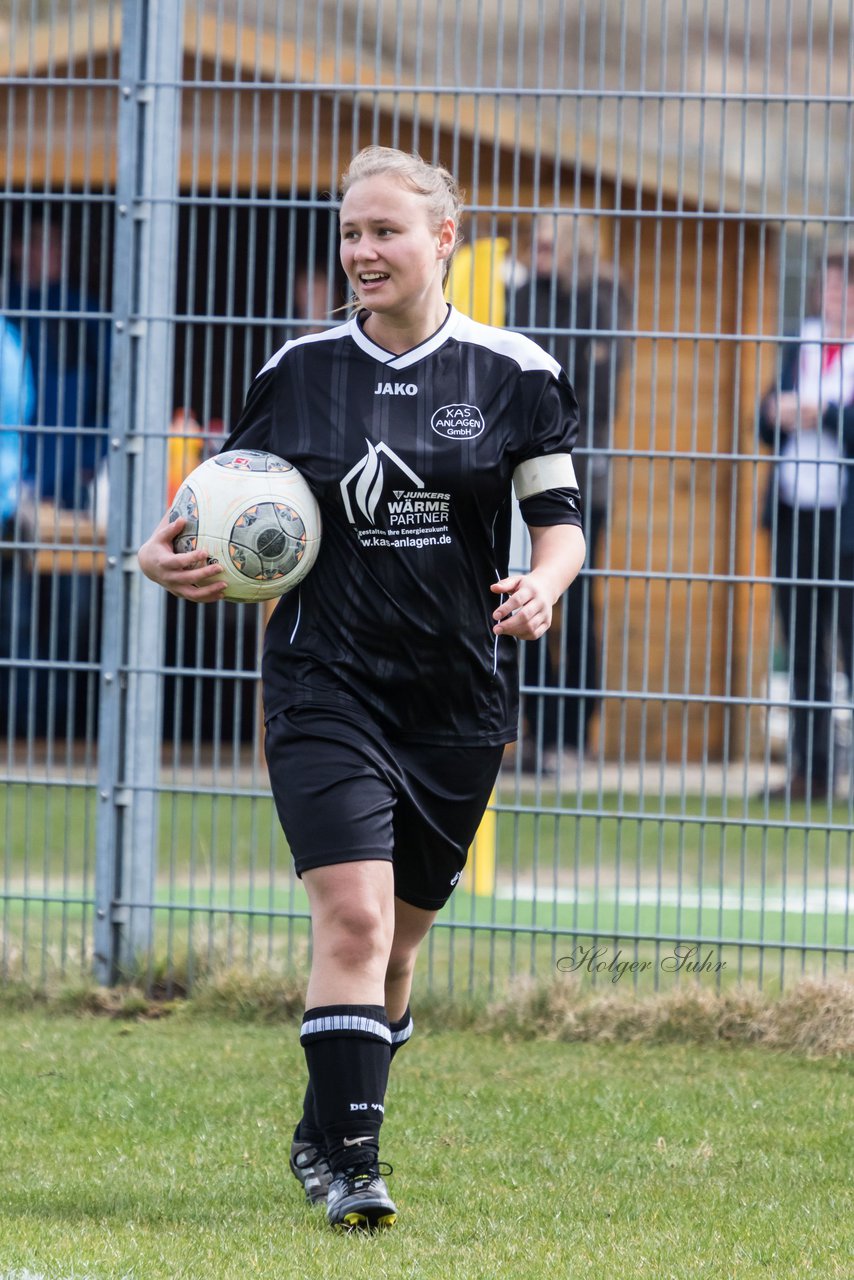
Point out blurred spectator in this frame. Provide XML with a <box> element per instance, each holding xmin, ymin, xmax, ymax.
<box><xmin>166</xmin><ymin>407</ymin><xmax>204</xmax><ymax>505</ymax></box>
<box><xmin>3</xmin><ymin>211</ymin><xmax>110</xmax><ymax>738</ymax></box>
<box><xmin>0</xmin><ymin>316</ymin><xmax>34</xmax><ymax>531</ymax></box>
<box><xmin>511</xmin><ymin>213</ymin><xmax>628</xmax><ymax>768</ymax></box>
<box><xmin>759</xmin><ymin>245</ymin><xmax>854</xmax><ymax>802</ymax></box>
<box><xmin>6</xmin><ymin>212</ymin><xmax>109</xmax><ymax>509</ymax></box>
<box><xmin>293</xmin><ymin>265</ymin><xmax>333</xmax><ymax>336</ymax></box>
<box><xmin>0</xmin><ymin>316</ymin><xmax>36</xmax><ymax>737</ymax></box>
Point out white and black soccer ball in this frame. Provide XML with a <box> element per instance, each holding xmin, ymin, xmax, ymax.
<box><xmin>170</xmin><ymin>450</ymin><xmax>322</xmax><ymax>602</ymax></box>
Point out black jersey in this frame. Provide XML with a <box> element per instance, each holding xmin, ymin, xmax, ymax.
<box><xmin>223</xmin><ymin>304</ymin><xmax>581</xmax><ymax>746</ymax></box>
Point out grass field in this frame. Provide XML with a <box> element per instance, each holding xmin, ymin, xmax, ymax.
<box><xmin>0</xmin><ymin>1008</ymin><xmax>852</xmax><ymax>1280</ymax></box>
<box><xmin>1</xmin><ymin>777</ymin><xmax>852</xmax><ymax>996</ymax></box>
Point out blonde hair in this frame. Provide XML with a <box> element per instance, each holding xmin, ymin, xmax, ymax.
<box><xmin>340</xmin><ymin>146</ymin><xmax>465</xmax><ymax>281</ymax></box>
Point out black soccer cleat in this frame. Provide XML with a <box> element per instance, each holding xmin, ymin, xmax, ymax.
<box><xmin>289</xmin><ymin>1137</ymin><xmax>333</xmax><ymax>1206</ymax></box>
<box><xmin>326</xmin><ymin>1164</ymin><xmax>397</xmax><ymax>1231</ymax></box>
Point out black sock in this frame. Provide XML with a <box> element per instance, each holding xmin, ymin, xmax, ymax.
<box><xmin>300</xmin><ymin>1004</ymin><xmax>390</xmax><ymax>1173</ymax></box>
<box><xmin>389</xmin><ymin>1005</ymin><xmax>413</xmax><ymax>1061</ymax></box>
<box><xmin>294</xmin><ymin>1082</ymin><xmax>324</xmax><ymax>1146</ymax></box>
<box><xmin>296</xmin><ymin>1005</ymin><xmax>412</xmax><ymax>1147</ymax></box>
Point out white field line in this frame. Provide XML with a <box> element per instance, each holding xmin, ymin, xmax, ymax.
<box><xmin>2</xmin><ymin>873</ymin><xmax>850</xmax><ymax>917</ymax></box>
<box><xmin>495</xmin><ymin>881</ymin><xmax>854</xmax><ymax>916</ymax></box>
<box><xmin>0</xmin><ymin>1271</ymin><xmax>134</xmax><ymax>1280</ymax></box>
<box><xmin>0</xmin><ymin>1273</ymin><xmax>125</xmax><ymax>1280</ymax></box>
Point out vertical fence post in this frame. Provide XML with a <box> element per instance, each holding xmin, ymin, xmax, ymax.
<box><xmin>94</xmin><ymin>0</ymin><xmax>185</xmax><ymax>985</ymax></box>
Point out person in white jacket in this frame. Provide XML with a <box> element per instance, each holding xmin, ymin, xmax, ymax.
<box><xmin>759</xmin><ymin>247</ymin><xmax>854</xmax><ymax>802</ymax></box>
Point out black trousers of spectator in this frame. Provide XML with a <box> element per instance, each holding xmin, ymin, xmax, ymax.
<box><xmin>522</xmin><ymin>504</ymin><xmax>605</xmax><ymax>757</ymax></box>
<box><xmin>774</xmin><ymin>503</ymin><xmax>854</xmax><ymax>788</ymax></box>
<box><xmin>0</xmin><ymin>560</ymin><xmax>99</xmax><ymax>739</ymax></box>
<box><xmin>0</xmin><ymin>551</ymin><xmax>34</xmax><ymax>738</ymax></box>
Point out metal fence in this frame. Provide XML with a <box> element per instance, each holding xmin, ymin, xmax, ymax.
<box><xmin>1</xmin><ymin>0</ymin><xmax>853</xmax><ymax>995</ymax></box>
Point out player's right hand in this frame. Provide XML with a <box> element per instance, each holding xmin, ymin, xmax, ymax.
<box><xmin>137</xmin><ymin>511</ymin><xmax>228</xmax><ymax>603</ymax></box>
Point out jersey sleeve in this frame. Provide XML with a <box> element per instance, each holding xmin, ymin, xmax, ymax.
<box><xmin>512</xmin><ymin>368</ymin><xmax>583</xmax><ymax>529</ymax></box>
<box><xmin>220</xmin><ymin>366</ymin><xmax>276</xmax><ymax>455</ymax></box>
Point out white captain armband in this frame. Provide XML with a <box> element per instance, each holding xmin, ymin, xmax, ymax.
<box><xmin>512</xmin><ymin>453</ymin><xmax>578</xmax><ymax>501</ymax></box>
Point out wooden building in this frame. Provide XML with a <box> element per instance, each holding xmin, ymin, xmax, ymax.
<box><xmin>1</xmin><ymin>5</ymin><xmax>788</xmax><ymax>762</ymax></box>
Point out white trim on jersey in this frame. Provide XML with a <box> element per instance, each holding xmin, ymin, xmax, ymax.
<box><xmin>350</xmin><ymin>304</ymin><xmax>458</xmax><ymax>367</ymax></box>
<box><xmin>258</xmin><ymin>323</ymin><xmax>345</xmax><ymax>375</ymax></box>
<box><xmin>256</xmin><ymin>306</ymin><xmax>563</xmax><ymax>379</ymax></box>
<box><xmin>512</xmin><ymin>453</ymin><xmax>578</xmax><ymax>501</ymax></box>
<box><xmin>450</xmin><ymin>308</ymin><xmax>563</xmax><ymax>377</ymax></box>
<box><xmin>289</xmin><ymin>588</ymin><xmax>302</xmax><ymax>644</ymax></box>
<box><xmin>300</xmin><ymin>1013</ymin><xmax>392</xmax><ymax>1043</ymax></box>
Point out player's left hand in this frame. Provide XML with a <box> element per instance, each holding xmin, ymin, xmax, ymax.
<box><xmin>490</xmin><ymin>573</ymin><xmax>554</xmax><ymax>641</ymax></box>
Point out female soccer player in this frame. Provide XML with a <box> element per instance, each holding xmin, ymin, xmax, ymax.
<box><xmin>138</xmin><ymin>145</ymin><xmax>586</xmax><ymax>1231</ymax></box>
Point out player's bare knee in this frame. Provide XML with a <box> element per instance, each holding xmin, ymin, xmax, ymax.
<box><xmin>384</xmin><ymin>947</ymin><xmax>417</xmax><ymax>987</ymax></box>
<box><xmin>324</xmin><ymin>902</ymin><xmax>391</xmax><ymax>969</ymax></box>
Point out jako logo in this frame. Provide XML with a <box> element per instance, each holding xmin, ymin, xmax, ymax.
<box><xmin>375</xmin><ymin>381</ymin><xmax>418</xmax><ymax>396</ymax></box>
<box><xmin>340</xmin><ymin>439</ymin><xmax>424</xmax><ymax>526</ymax></box>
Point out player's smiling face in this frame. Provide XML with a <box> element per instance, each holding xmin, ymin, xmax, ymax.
<box><xmin>339</xmin><ymin>174</ymin><xmax>454</xmax><ymax>326</ymax></box>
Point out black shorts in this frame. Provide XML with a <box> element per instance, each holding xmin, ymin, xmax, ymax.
<box><xmin>264</xmin><ymin>704</ymin><xmax>504</xmax><ymax>911</ymax></box>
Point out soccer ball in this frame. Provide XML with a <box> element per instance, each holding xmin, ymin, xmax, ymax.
<box><xmin>170</xmin><ymin>450</ymin><xmax>322</xmax><ymax>602</ymax></box>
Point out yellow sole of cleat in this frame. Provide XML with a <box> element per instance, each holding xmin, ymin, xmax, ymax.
<box><xmin>336</xmin><ymin>1211</ymin><xmax>397</xmax><ymax>1232</ymax></box>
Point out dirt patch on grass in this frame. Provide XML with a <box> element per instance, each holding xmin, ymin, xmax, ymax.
<box><xmin>473</xmin><ymin>974</ymin><xmax>854</xmax><ymax>1057</ymax></box>
<box><xmin>3</xmin><ymin>967</ymin><xmax>850</xmax><ymax>1057</ymax></box>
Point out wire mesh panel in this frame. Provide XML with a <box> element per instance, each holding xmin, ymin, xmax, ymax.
<box><xmin>1</xmin><ymin>0</ymin><xmax>852</xmax><ymax>994</ymax></box>
<box><xmin>1</xmin><ymin>0</ymin><xmax>121</xmax><ymax>981</ymax></box>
